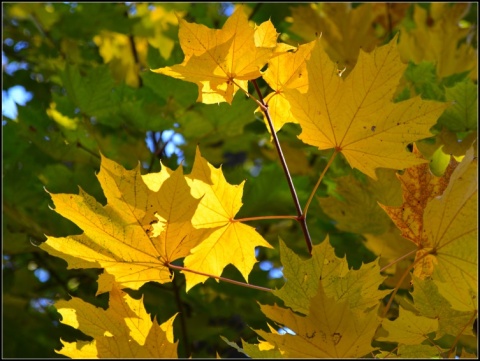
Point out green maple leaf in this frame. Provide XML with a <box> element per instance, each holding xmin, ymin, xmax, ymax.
<box><xmin>411</xmin><ymin>276</ymin><xmax>476</xmax><ymax>340</ymax></box>
<box><xmin>274</xmin><ymin>238</ymin><xmax>388</xmax><ymax>315</ymax></box>
<box><xmin>257</xmin><ymin>282</ymin><xmax>380</xmax><ymax>358</ymax></box>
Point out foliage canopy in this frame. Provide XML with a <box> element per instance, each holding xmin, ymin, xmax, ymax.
<box><xmin>2</xmin><ymin>2</ymin><xmax>477</xmax><ymax>358</ymax></box>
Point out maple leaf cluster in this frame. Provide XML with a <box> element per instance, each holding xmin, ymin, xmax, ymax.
<box><xmin>36</xmin><ymin>4</ymin><xmax>477</xmax><ymax>359</ymax></box>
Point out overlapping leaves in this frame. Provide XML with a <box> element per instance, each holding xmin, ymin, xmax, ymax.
<box><xmin>284</xmin><ymin>35</ymin><xmax>449</xmax><ymax>180</ymax></box>
<box><xmin>152</xmin><ymin>6</ymin><xmax>278</xmax><ymax>104</ymax></box>
<box><xmin>242</xmin><ymin>239</ymin><xmax>386</xmax><ymax>358</ymax></box>
<box><xmin>55</xmin><ymin>283</ymin><xmax>178</xmax><ymax>358</ymax></box>
<box><xmin>28</xmin><ymin>4</ymin><xmax>477</xmax><ymax>359</ymax></box>
<box><xmin>41</xmin><ymin>149</ymin><xmax>271</xmax><ymax>292</ymax></box>
<box><xmin>381</xmin><ymin>147</ymin><xmax>477</xmax><ymax>312</ymax></box>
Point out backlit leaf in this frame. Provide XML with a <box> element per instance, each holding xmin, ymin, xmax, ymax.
<box><xmin>274</xmin><ymin>239</ymin><xmax>388</xmax><ymax>316</ymax></box>
<box><xmin>288</xmin><ymin>3</ymin><xmax>379</xmax><ymax>73</ymax></box>
<box><xmin>257</xmin><ymin>282</ymin><xmax>380</xmax><ymax>358</ymax></box>
<box><xmin>377</xmin><ymin>307</ymin><xmax>438</xmax><ymax>345</ymax></box>
<box><xmin>437</xmin><ymin>79</ymin><xmax>478</xmax><ymax>133</ymax></box>
<box><xmin>411</xmin><ymin>276</ymin><xmax>476</xmax><ymax>339</ymax></box>
<box><xmin>41</xmin><ymin>154</ymin><xmax>202</xmax><ymax>290</ymax></box>
<box><xmin>152</xmin><ymin>7</ymin><xmax>275</xmax><ymax>104</ymax></box>
<box><xmin>258</xmin><ymin>41</ymin><xmax>315</xmax><ymax>132</ymax></box>
<box><xmin>398</xmin><ymin>3</ymin><xmax>477</xmax><ymax>80</ymax></box>
<box><xmin>285</xmin><ymin>36</ymin><xmax>449</xmax><ymax>179</ymax></box>
<box><xmin>319</xmin><ymin>169</ymin><xmax>402</xmax><ymax>235</ymax></box>
<box><xmin>422</xmin><ymin>148</ymin><xmax>477</xmax><ymax>312</ymax></box>
<box><xmin>55</xmin><ymin>283</ymin><xmax>177</xmax><ymax>358</ymax></box>
<box><xmin>184</xmin><ymin>147</ymin><xmax>272</xmax><ymax>290</ymax></box>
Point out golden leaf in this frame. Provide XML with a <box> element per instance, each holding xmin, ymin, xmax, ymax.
<box><xmin>55</xmin><ymin>284</ymin><xmax>177</xmax><ymax>358</ymax></box>
<box><xmin>285</xmin><ymin>35</ymin><xmax>449</xmax><ymax>179</ymax></box>
<box><xmin>151</xmin><ymin>7</ymin><xmax>275</xmax><ymax>104</ymax></box>
<box><xmin>41</xmin><ymin>154</ymin><xmax>202</xmax><ymax>290</ymax></box>
<box><xmin>184</xmin><ymin>147</ymin><xmax>272</xmax><ymax>290</ymax></box>
<box><xmin>258</xmin><ymin>41</ymin><xmax>315</xmax><ymax>133</ymax></box>
<box><xmin>257</xmin><ymin>282</ymin><xmax>380</xmax><ymax>358</ymax></box>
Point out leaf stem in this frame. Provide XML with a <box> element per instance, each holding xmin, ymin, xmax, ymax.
<box><xmin>232</xmin><ymin>79</ymin><xmax>264</xmax><ymax>109</ymax></box>
<box><xmin>167</xmin><ymin>263</ymin><xmax>272</xmax><ymax>292</ymax></box>
<box><xmin>379</xmin><ymin>249</ymin><xmax>417</xmax><ymax>273</ymax></box>
<box><xmin>382</xmin><ymin>259</ymin><xmax>416</xmax><ymax>318</ymax></box>
<box><xmin>234</xmin><ymin>215</ymin><xmax>298</xmax><ymax>222</ymax></box>
<box><xmin>251</xmin><ymin>79</ymin><xmax>313</xmax><ymax>254</ymax></box>
<box><xmin>382</xmin><ymin>248</ymin><xmax>438</xmax><ymax>318</ymax></box>
<box><xmin>381</xmin><ymin>345</ymin><xmax>399</xmax><ymax>359</ymax></box>
<box><xmin>303</xmin><ymin>150</ymin><xmax>338</xmax><ymax>218</ymax></box>
<box><xmin>76</xmin><ymin>141</ymin><xmax>100</xmax><ymax>159</ymax></box>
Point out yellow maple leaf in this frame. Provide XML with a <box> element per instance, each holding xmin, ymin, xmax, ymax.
<box><xmin>377</xmin><ymin>307</ymin><xmax>438</xmax><ymax>345</ymax></box>
<box><xmin>41</xmin><ymin>154</ymin><xmax>203</xmax><ymax>290</ymax></box>
<box><xmin>151</xmin><ymin>7</ymin><xmax>275</xmax><ymax>104</ymax></box>
<box><xmin>422</xmin><ymin>148</ymin><xmax>477</xmax><ymax>311</ymax></box>
<box><xmin>382</xmin><ymin>147</ymin><xmax>477</xmax><ymax>311</ymax></box>
<box><xmin>93</xmin><ymin>31</ymin><xmax>148</xmax><ymax>88</ymax></box>
<box><xmin>319</xmin><ymin>169</ymin><xmax>402</xmax><ymax>235</ymax></box>
<box><xmin>363</xmin><ymin>225</ymin><xmax>417</xmax><ymax>290</ymax></box>
<box><xmin>256</xmin><ymin>282</ymin><xmax>380</xmax><ymax>358</ymax></box>
<box><xmin>55</xmin><ymin>283</ymin><xmax>178</xmax><ymax>358</ymax></box>
<box><xmin>288</xmin><ymin>3</ymin><xmax>379</xmax><ymax>74</ymax></box>
<box><xmin>134</xmin><ymin>4</ymin><xmax>184</xmax><ymax>60</ymax></box>
<box><xmin>184</xmin><ymin>147</ymin><xmax>273</xmax><ymax>291</ymax></box>
<box><xmin>257</xmin><ymin>41</ymin><xmax>315</xmax><ymax>133</ymax></box>
<box><xmin>285</xmin><ymin>35</ymin><xmax>449</xmax><ymax>179</ymax></box>
<box><xmin>398</xmin><ymin>3</ymin><xmax>477</xmax><ymax>80</ymax></box>
<box><xmin>371</xmin><ymin>3</ymin><xmax>410</xmax><ymax>32</ymax></box>
<box><xmin>410</xmin><ymin>276</ymin><xmax>476</xmax><ymax>339</ymax></box>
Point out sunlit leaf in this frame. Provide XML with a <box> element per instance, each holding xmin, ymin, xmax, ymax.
<box><xmin>55</xmin><ymin>284</ymin><xmax>178</xmax><ymax>358</ymax></box>
<box><xmin>285</xmin><ymin>36</ymin><xmax>448</xmax><ymax>179</ymax></box>
<box><xmin>152</xmin><ymin>7</ymin><xmax>276</xmax><ymax>104</ymax></box>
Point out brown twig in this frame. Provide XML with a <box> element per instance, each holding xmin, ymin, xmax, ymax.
<box><xmin>171</xmin><ymin>271</ymin><xmax>192</xmax><ymax>357</ymax></box>
<box><xmin>168</xmin><ymin>263</ymin><xmax>272</xmax><ymax>292</ymax></box>
<box><xmin>251</xmin><ymin>79</ymin><xmax>313</xmax><ymax>254</ymax></box>
<box><xmin>234</xmin><ymin>215</ymin><xmax>298</xmax><ymax>222</ymax></box>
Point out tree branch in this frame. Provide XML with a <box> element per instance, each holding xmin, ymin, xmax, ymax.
<box><xmin>171</xmin><ymin>271</ymin><xmax>191</xmax><ymax>357</ymax></box>
<box><xmin>251</xmin><ymin>79</ymin><xmax>313</xmax><ymax>254</ymax></box>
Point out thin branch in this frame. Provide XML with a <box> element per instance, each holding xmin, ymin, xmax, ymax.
<box><xmin>251</xmin><ymin>79</ymin><xmax>313</xmax><ymax>254</ymax></box>
<box><xmin>234</xmin><ymin>215</ymin><xmax>298</xmax><ymax>222</ymax></box>
<box><xmin>231</xmin><ymin>79</ymin><xmax>264</xmax><ymax>109</ymax></box>
<box><xmin>168</xmin><ymin>263</ymin><xmax>272</xmax><ymax>292</ymax></box>
<box><xmin>128</xmin><ymin>34</ymin><xmax>143</xmax><ymax>87</ymax></box>
<box><xmin>303</xmin><ymin>150</ymin><xmax>338</xmax><ymax>218</ymax></box>
<box><xmin>382</xmin><ymin>259</ymin><xmax>415</xmax><ymax>318</ymax></box>
<box><xmin>76</xmin><ymin>142</ymin><xmax>101</xmax><ymax>159</ymax></box>
<box><xmin>381</xmin><ymin>249</ymin><xmax>442</xmax><ymax>318</ymax></box>
<box><xmin>171</xmin><ymin>271</ymin><xmax>191</xmax><ymax>357</ymax></box>
<box><xmin>32</xmin><ymin>252</ymin><xmax>71</xmax><ymax>295</ymax></box>
<box><xmin>381</xmin><ymin>345</ymin><xmax>399</xmax><ymax>359</ymax></box>
<box><xmin>247</xmin><ymin>3</ymin><xmax>263</xmax><ymax>21</ymax></box>
<box><xmin>380</xmin><ymin>249</ymin><xmax>417</xmax><ymax>273</ymax></box>
<box><xmin>147</xmin><ymin>131</ymin><xmax>163</xmax><ymax>172</ymax></box>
